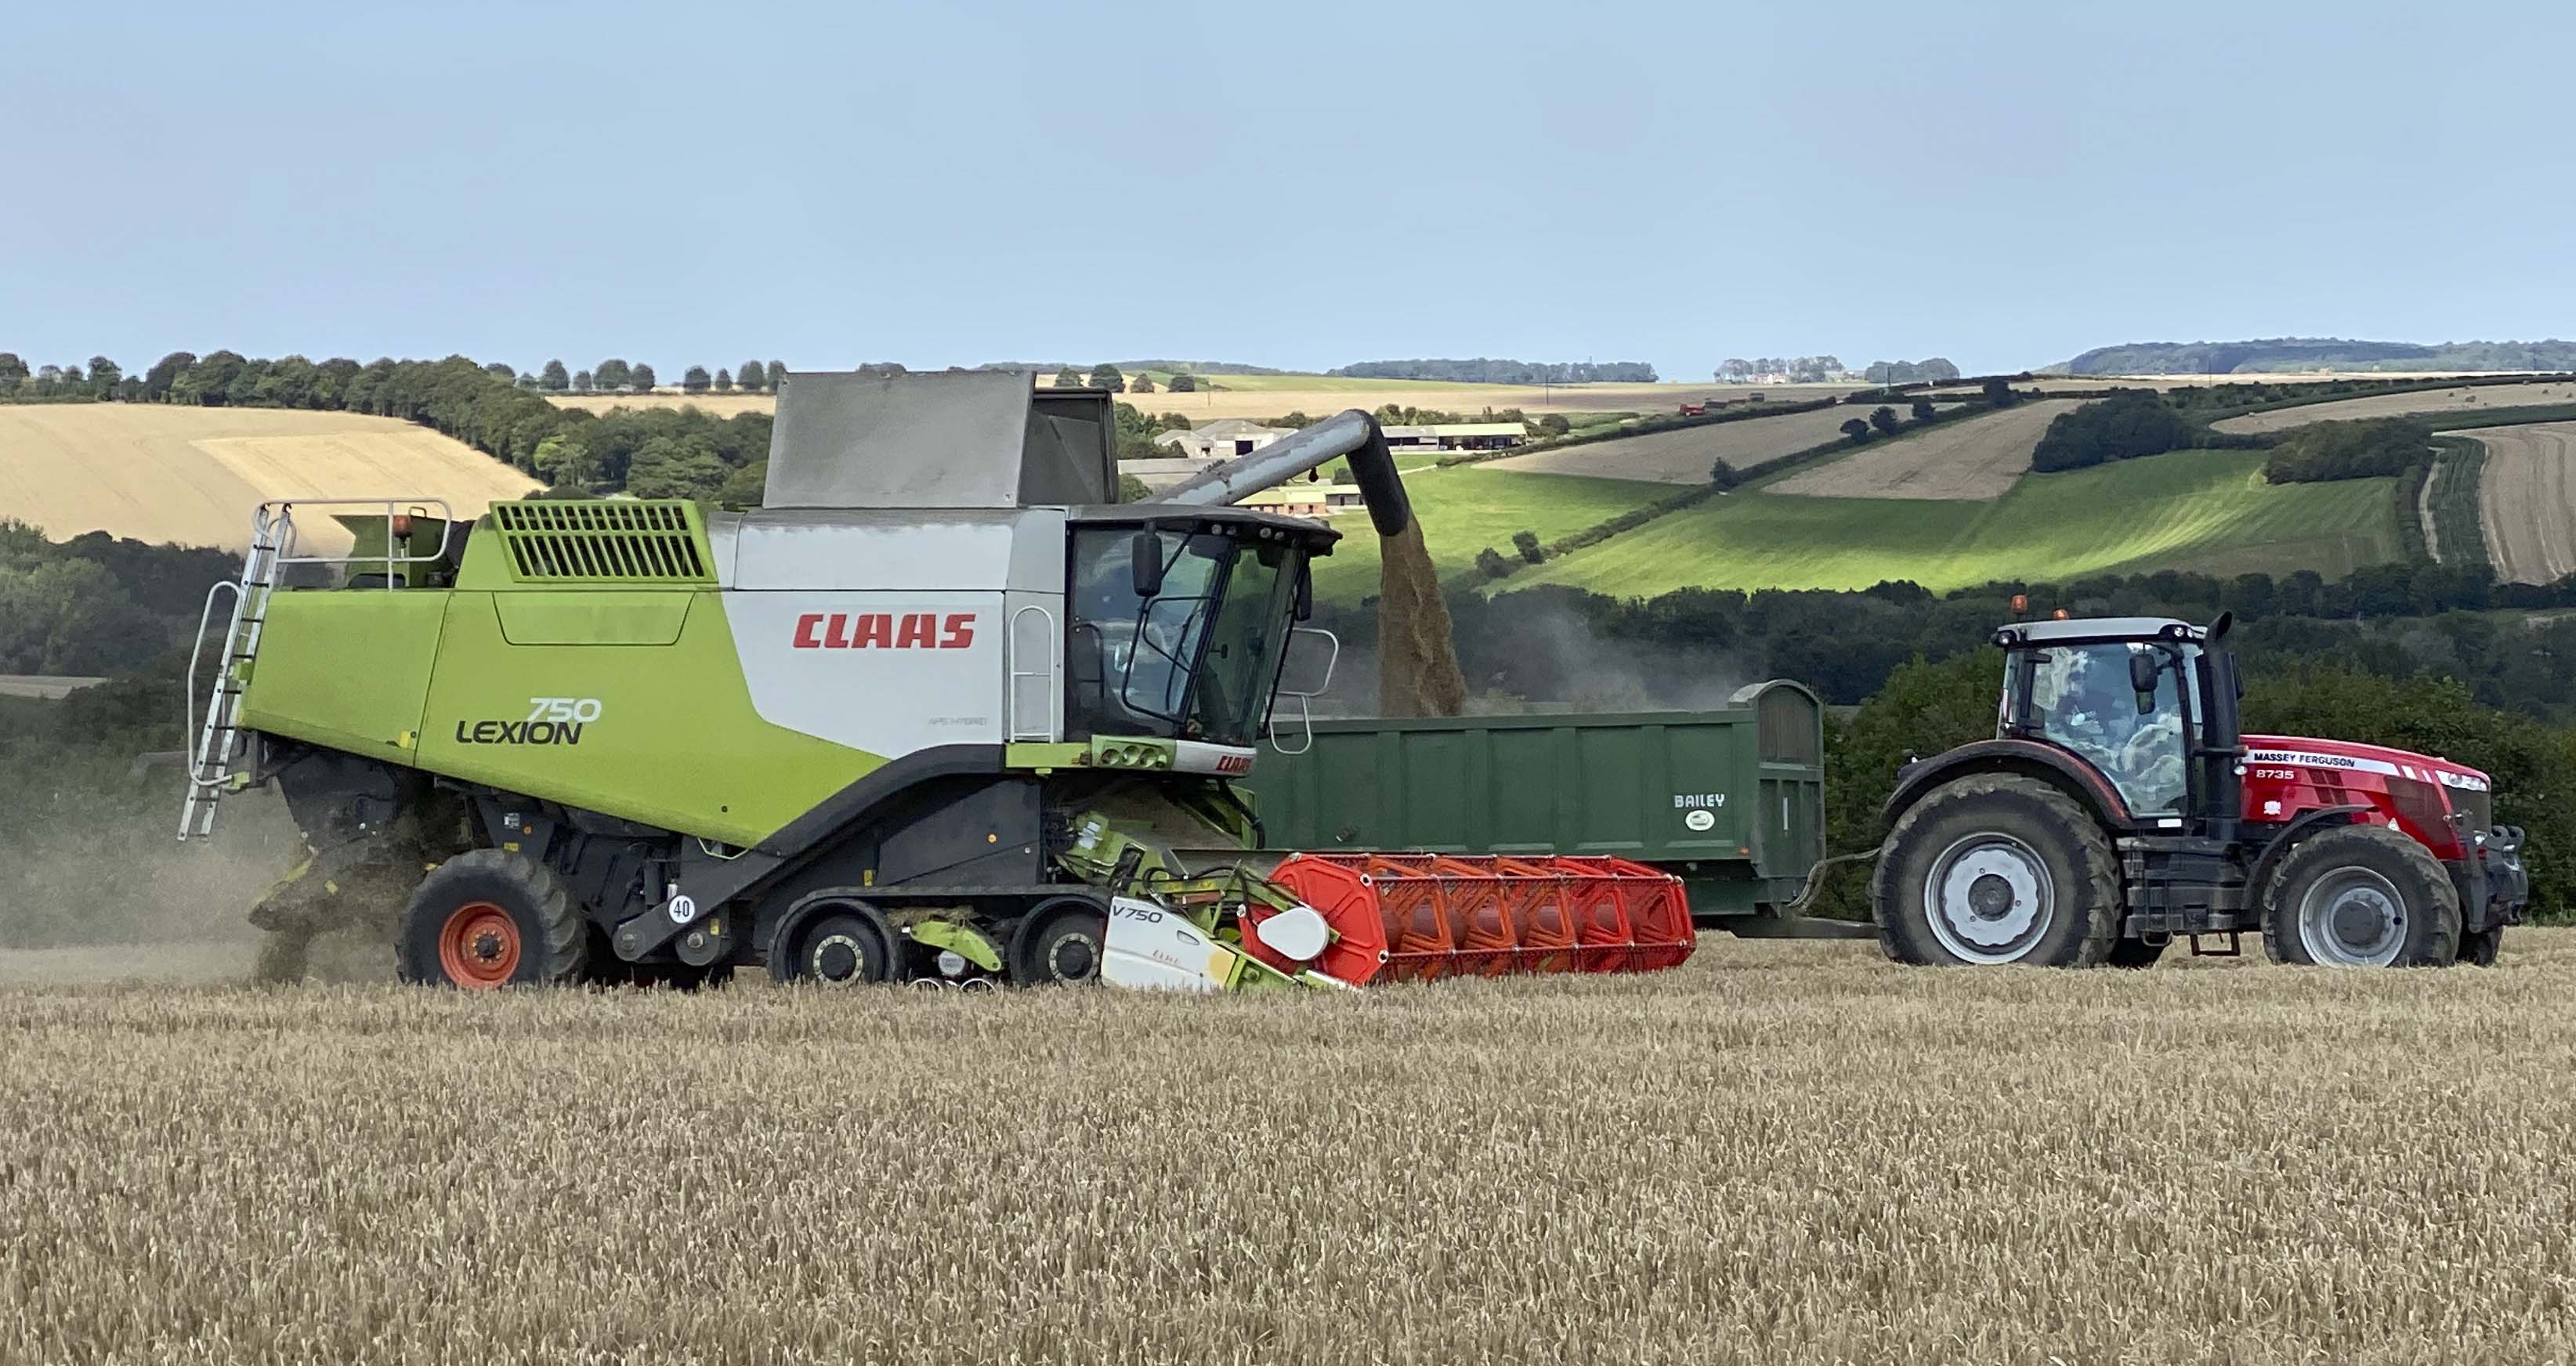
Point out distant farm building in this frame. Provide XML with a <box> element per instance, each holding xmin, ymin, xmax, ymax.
<box><xmin>1152</xmin><ymin>418</ymin><xmax>1292</xmax><ymax>460</ymax></box>
<box><xmin>1238</xmin><ymin>482</ymin><xmax>1365</xmax><ymax>517</ymax></box>
<box><xmin>1118</xmin><ymin>456</ymin><xmax>1224</xmax><ymax>493</ymax></box>
<box><xmin>1380</xmin><ymin>422</ymin><xmax>1529</xmax><ymax>452</ymax></box>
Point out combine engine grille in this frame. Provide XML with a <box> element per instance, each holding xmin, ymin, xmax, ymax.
<box><xmin>490</xmin><ymin>500</ymin><xmax>712</xmax><ymax>582</ymax></box>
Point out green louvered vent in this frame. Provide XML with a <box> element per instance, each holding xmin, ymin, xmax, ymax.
<box><xmin>490</xmin><ymin>500</ymin><xmax>712</xmax><ymax>583</ymax></box>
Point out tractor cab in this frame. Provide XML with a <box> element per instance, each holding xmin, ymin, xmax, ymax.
<box><xmin>1992</xmin><ymin>615</ymin><xmax>2243</xmax><ymax>835</ymax></box>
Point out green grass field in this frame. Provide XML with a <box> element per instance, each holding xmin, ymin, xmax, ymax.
<box><xmin>1493</xmin><ymin>451</ymin><xmax>2402</xmax><ymax>598</ymax></box>
<box><xmin>1309</xmin><ymin>463</ymin><xmax>1674</xmax><ymax>600</ymax></box>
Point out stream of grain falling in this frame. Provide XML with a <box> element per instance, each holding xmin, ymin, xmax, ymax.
<box><xmin>1373</xmin><ymin>522</ymin><xmax>1467</xmax><ymax>718</ymax></box>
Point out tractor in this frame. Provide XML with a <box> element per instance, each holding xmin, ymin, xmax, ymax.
<box><xmin>1872</xmin><ymin>614</ymin><xmax>2527</xmax><ymax>968</ymax></box>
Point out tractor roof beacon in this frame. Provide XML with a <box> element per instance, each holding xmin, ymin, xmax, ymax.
<box><xmin>1870</xmin><ymin>613</ymin><xmax>2527</xmax><ymax>970</ymax></box>
<box><xmin>177</xmin><ymin>370</ymin><xmax>1422</xmax><ymax>992</ymax></box>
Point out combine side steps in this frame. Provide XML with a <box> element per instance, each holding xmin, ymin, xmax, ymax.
<box><xmin>1256</xmin><ymin>853</ymin><xmax>1695</xmax><ymax>985</ymax></box>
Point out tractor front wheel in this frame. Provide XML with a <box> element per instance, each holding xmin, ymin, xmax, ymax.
<box><xmin>2260</xmin><ymin>824</ymin><xmax>2459</xmax><ymax>968</ymax></box>
<box><xmin>396</xmin><ymin>850</ymin><xmax>588</xmax><ymax>988</ymax></box>
<box><xmin>1872</xmin><ymin>774</ymin><xmax>2120</xmax><ymax>968</ymax></box>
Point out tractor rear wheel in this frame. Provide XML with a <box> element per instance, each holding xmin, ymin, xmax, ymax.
<box><xmin>396</xmin><ymin>849</ymin><xmax>587</xmax><ymax>988</ymax></box>
<box><xmin>2259</xmin><ymin>824</ymin><xmax>2459</xmax><ymax>968</ymax></box>
<box><xmin>1872</xmin><ymin>774</ymin><xmax>2120</xmax><ymax>968</ymax></box>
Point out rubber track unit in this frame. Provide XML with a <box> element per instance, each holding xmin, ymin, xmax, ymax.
<box><xmin>1871</xmin><ymin>773</ymin><xmax>2120</xmax><ymax>968</ymax></box>
<box><xmin>397</xmin><ymin>848</ymin><xmax>588</xmax><ymax>987</ymax></box>
<box><xmin>2259</xmin><ymin>822</ymin><xmax>2460</xmax><ymax>967</ymax></box>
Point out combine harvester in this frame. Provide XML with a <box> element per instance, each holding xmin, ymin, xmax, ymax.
<box><xmin>175</xmin><ymin>370</ymin><xmax>1710</xmax><ymax>991</ymax></box>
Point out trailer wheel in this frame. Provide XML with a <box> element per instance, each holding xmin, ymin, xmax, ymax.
<box><xmin>787</xmin><ymin>910</ymin><xmax>894</xmax><ymax>987</ymax></box>
<box><xmin>2259</xmin><ymin>824</ymin><xmax>2459</xmax><ymax>968</ymax></box>
<box><xmin>2458</xmin><ymin>924</ymin><xmax>2505</xmax><ymax>967</ymax></box>
<box><xmin>1872</xmin><ymin>774</ymin><xmax>2119</xmax><ymax>967</ymax></box>
<box><xmin>396</xmin><ymin>849</ymin><xmax>587</xmax><ymax>988</ymax></box>
<box><xmin>1011</xmin><ymin>897</ymin><xmax>1108</xmax><ymax>986</ymax></box>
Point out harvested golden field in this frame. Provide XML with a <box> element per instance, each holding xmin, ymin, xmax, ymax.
<box><xmin>1767</xmin><ymin>399</ymin><xmax>2082</xmax><ymax>500</ymax></box>
<box><xmin>548</xmin><ymin>383</ymin><xmax>1864</xmax><ymax>423</ymax></box>
<box><xmin>1485</xmin><ymin>403</ymin><xmax>1892</xmax><ymax>484</ymax></box>
<box><xmin>0</xmin><ymin>404</ymin><xmax>538</xmax><ymax>551</ymax></box>
<box><xmin>2212</xmin><ymin>381</ymin><xmax>2576</xmax><ymax>435</ymax></box>
<box><xmin>2462</xmin><ymin>421</ymin><xmax>2576</xmax><ymax>584</ymax></box>
<box><xmin>8</xmin><ymin>931</ymin><xmax>2576</xmax><ymax>1363</ymax></box>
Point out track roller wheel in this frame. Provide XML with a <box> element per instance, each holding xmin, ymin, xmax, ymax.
<box><xmin>2259</xmin><ymin>824</ymin><xmax>2459</xmax><ymax>968</ymax></box>
<box><xmin>1010</xmin><ymin>897</ymin><xmax>1108</xmax><ymax>986</ymax></box>
<box><xmin>785</xmin><ymin>907</ymin><xmax>895</xmax><ymax>987</ymax></box>
<box><xmin>397</xmin><ymin>849</ymin><xmax>587</xmax><ymax>988</ymax></box>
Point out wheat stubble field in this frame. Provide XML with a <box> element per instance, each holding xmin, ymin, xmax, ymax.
<box><xmin>6</xmin><ymin>933</ymin><xmax>2576</xmax><ymax>1364</ymax></box>
<box><xmin>2462</xmin><ymin>421</ymin><xmax>2576</xmax><ymax>585</ymax></box>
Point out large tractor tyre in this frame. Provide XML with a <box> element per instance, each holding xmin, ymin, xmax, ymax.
<box><xmin>2104</xmin><ymin>936</ymin><xmax>2169</xmax><ymax>970</ymax></box>
<box><xmin>396</xmin><ymin>849</ymin><xmax>587</xmax><ymax>989</ymax></box>
<box><xmin>1872</xmin><ymin>774</ymin><xmax>2121</xmax><ymax>968</ymax></box>
<box><xmin>2458</xmin><ymin>924</ymin><xmax>2505</xmax><ymax>967</ymax></box>
<box><xmin>2259</xmin><ymin>824</ymin><xmax>2460</xmax><ymax>968</ymax></box>
<box><xmin>1010</xmin><ymin>898</ymin><xmax>1109</xmax><ymax>986</ymax></box>
<box><xmin>784</xmin><ymin>909</ymin><xmax>895</xmax><ymax>987</ymax></box>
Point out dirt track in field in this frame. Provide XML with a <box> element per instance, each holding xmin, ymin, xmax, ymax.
<box><xmin>0</xmin><ymin>404</ymin><xmax>539</xmax><ymax>550</ymax></box>
<box><xmin>2462</xmin><ymin>422</ymin><xmax>2576</xmax><ymax>584</ymax></box>
<box><xmin>2212</xmin><ymin>381</ymin><xmax>2576</xmax><ymax>435</ymax></box>
<box><xmin>1767</xmin><ymin>399</ymin><xmax>2082</xmax><ymax>500</ymax></box>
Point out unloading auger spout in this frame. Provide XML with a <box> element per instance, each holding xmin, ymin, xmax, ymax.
<box><xmin>1159</xmin><ymin>409</ymin><xmax>1413</xmax><ymax>537</ymax></box>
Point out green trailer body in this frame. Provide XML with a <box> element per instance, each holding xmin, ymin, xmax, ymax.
<box><xmin>1239</xmin><ymin>681</ymin><xmax>1858</xmax><ymax>934</ymax></box>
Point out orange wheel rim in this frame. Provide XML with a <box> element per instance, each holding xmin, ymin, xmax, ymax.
<box><xmin>437</xmin><ymin>902</ymin><xmax>521</xmax><ymax>988</ymax></box>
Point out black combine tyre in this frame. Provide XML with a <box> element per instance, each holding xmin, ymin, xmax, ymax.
<box><xmin>2260</xmin><ymin>824</ymin><xmax>2460</xmax><ymax>968</ymax></box>
<box><xmin>1010</xmin><ymin>895</ymin><xmax>1109</xmax><ymax>985</ymax></box>
<box><xmin>396</xmin><ymin>849</ymin><xmax>588</xmax><ymax>988</ymax></box>
<box><xmin>780</xmin><ymin>901</ymin><xmax>896</xmax><ymax>986</ymax></box>
<box><xmin>1872</xmin><ymin>774</ymin><xmax>2121</xmax><ymax>968</ymax></box>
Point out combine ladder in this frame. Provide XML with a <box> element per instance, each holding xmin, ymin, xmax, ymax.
<box><xmin>178</xmin><ymin>503</ymin><xmax>298</xmax><ymax>840</ymax></box>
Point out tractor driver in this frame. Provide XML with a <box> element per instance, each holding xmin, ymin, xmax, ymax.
<box><xmin>2034</xmin><ymin>645</ymin><xmax>2188</xmax><ymax>814</ymax></box>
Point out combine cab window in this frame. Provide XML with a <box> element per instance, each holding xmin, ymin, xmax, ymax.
<box><xmin>2012</xmin><ymin>641</ymin><xmax>2194</xmax><ymax>815</ymax></box>
<box><xmin>1065</xmin><ymin>526</ymin><xmax>1301</xmax><ymax>746</ymax></box>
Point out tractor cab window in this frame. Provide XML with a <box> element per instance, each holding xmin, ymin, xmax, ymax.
<box><xmin>1065</xmin><ymin>526</ymin><xmax>1304</xmax><ymax>746</ymax></box>
<box><xmin>2012</xmin><ymin>641</ymin><xmax>2192</xmax><ymax>815</ymax></box>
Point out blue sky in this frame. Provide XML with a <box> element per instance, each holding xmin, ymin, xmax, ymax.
<box><xmin>3</xmin><ymin>0</ymin><xmax>2570</xmax><ymax>380</ymax></box>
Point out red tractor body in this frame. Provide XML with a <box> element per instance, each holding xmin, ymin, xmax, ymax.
<box><xmin>1873</xmin><ymin>615</ymin><xmax>2527</xmax><ymax>968</ymax></box>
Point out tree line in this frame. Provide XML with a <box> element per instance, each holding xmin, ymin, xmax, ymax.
<box><xmin>1327</xmin><ymin>360</ymin><xmax>1659</xmax><ymax>385</ymax></box>
<box><xmin>1716</xmin><ymin>356</ymin><xmax>1843</xmax><ymax>383</ymax></box>
<box><xmin>1860</xmin><ymin>358</ymin><xmax>1961</xmax><ymax>384</ymax></box>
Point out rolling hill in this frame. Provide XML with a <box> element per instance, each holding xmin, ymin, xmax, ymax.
<box><xmin>2061</xmin><ymin>338</ymin><xmax>2576</xmax><ymax>376</ymax></box>
<box><xmin>0</xmin><ymin>404</ymin><xmax>540</xmax><ymax>551</ymax></box>
<box><xmin>1492</xmin><ymin>451</ymin><xmax>2398</xmax><ymax>598</ymax></box>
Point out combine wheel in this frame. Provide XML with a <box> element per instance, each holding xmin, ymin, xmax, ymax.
<box><xmin>396</xmin><ymin>849</ymin><xmax>587</xmax><ymax>989</ymax></box>
<box><xmin>1009</xmin><ymin>896</ymin><xmax>1108</xmax><ymax>986</ymax></box>
<box><xmin>1871</xmin><ymin>774</ymin><xmax>2120</xmax><ymax>968</ymax></box>
<box><xmin>787</xmin><ymin>909</ymin><xmax>895</xmax><ymax>987</ymax></box>
<box><xmin>2259</xmin><ymin>824</ymin><xmax>2459</xmax><ymax>968</ymax></box>
<box><xmin>2458</xmin><ymin>924</ymin><xmax>2505</xmax><ymax>967</ymax></box>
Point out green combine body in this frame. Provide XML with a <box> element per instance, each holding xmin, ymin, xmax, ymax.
<box><xmin>183</xmin><ymin>371</ymin><xmax>1409</xmax><ymax>990</ymax></box>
